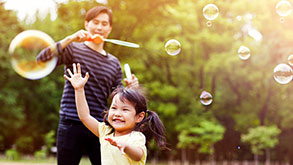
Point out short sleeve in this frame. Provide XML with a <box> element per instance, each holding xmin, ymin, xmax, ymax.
<box><xmin>98</xmin><ymin>122</ymin><xmax>112</xmax><ymax>139</ymax></box>
<box><xmin>130</xmin><ymin>132</ymin><xmax>147</xmax><ymax>161</ymax></box>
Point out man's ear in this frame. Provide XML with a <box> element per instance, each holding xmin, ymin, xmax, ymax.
<box><xmin>136</xmin><ymin>112</ymin><xmax>145</xmax><ymax>123</ymax></box>
<box><xmin>84</xmin><ymin>21</ymin><xmax>89</xmax><ymax>31</ymax></box>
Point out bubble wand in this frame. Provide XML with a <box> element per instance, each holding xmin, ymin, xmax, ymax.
<box><xmin>85</xmin><ymin>34</ymin><xmax>140</xmax><ymax>48</ymax></box>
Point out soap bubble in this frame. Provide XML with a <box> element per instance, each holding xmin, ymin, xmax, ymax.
<box><xmin>238</xmin><ymin>45</ymin><xmax>250</xmax><ymax>60</ymax></box>
<box><xmin>8</xmin><ymin>30</ymin><xmax>57</xmax><ymax>80</ymax></box>
<box><xmin>165</xmin><ymin>39</ymin><xmax>181</xmax><ymax>56</ymax></box>
<box><xmin>200</xmin><ymin>91</ymin><xmax>213</xmax><ymax>106</ymax></box>
<box><xmin>203</xmin><ymin>4</ymin><xmax>219</xmax><ymax>21</ymax></box>
<box><xmin>273</xmin><ymin>63</ymin><xmax>292</xmax><ymax>84</ymax></box>
<box><xmin>206</xmin><ymin>21</ymin><xmax>212</xmax><ymax>27</ymax></box>
<box><xmin>276</xmin><ymin>0</ymin><xmax>292</xmax><ymax>17</ymax></box>
<box><xmin>288</xmin><ymin>54</ymin><xmax>293</xmax><ymax>66</ymax></box>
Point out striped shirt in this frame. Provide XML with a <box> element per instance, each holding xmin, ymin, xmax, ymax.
<box><xmin>37</xmin><ymin>42</ymin><xmax>123</xmax><ymax>121</ymax></box>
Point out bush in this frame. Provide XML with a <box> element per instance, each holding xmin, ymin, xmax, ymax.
<box><xmin>34</xmin><ymin>148</ymin><xmax>47</xmax><ymax>160</ymax></box>
<box><xmin>15</xmin><ymin>136</ymin><xmax>34</xmax><ymax>154</ymax></box>
<box><xmin>5</xmin><ymin>149</ymin><xmax>20</xmax><ymax>160</ymax></box>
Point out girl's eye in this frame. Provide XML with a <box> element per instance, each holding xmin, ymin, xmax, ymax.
<box><xmin>123</xmin><ymin>109</ymin><xmax>129</xmax><ymax>111</ymax></box>
<box><xmin>111</xmin><ymin>107</ymin><xmax>117</xmax><ymax>110</ymax></box>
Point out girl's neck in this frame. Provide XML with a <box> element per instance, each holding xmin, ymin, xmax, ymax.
<box><xmin>114</xmin><ymin>130</ymin><xmax>133</xmax><ymax>137</ymax></box>
<box><xmin>84</xmin><ymin>41</ymin><xmax>106</xmax><ymax>56</ymax></box>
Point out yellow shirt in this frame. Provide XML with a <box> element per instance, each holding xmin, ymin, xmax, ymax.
<box><xmin>98</xmin><ymin>122</ymin><xmax>147</xmax><ymax>165</ymax></box>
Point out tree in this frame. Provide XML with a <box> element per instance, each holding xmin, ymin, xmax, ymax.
<box><xmin>241</xmin><ymin>125</ymin><xmax>281</xmax><ymax>165</ymax></box>
<box><xmin>178</xmin><ymin>120</ymin><xmax>225</xmax><ymax>164</ymax></box>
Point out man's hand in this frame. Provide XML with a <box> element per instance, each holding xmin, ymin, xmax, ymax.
<box><xmin>71</xmin><ymin>30</ymin><xmax>90</xmax><ymax>42</ymax></box>
<box><xmin>124</xmin><ymin>74</ymin><xmax>139</xmax><ymax>88</ymax></box>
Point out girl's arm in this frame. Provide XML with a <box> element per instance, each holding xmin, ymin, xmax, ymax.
<box><xmin>105</xmin><ymin>137</ymin><xmax>144</xmax><ymax>161</ymax></box>
<box><xmin>64</xmin><ymin>63</ymin><xmax>100</xmax><ymax>137</ymax></box>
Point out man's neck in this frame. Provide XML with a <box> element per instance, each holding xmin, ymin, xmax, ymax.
<box><xmin>84</xmin><ymin>41</ymin><xmax>106</xmax><ymax>56</ymax></box>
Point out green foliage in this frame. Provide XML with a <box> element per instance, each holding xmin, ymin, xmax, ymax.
<box><xmin>44</xmin><ymin>130</ymin><xmax>55</xmax><ymax>155</ymax></box>
<box><xmin>241</xmin><ymin>125</ymin><xmax>281</xmax><ymax>155</ymax></box>
<box><xmin>15</xmin><ymin>136</ymin><xmax>34</xmax><ymax>154</ymax></box>
<box><xmin>34</xmin><ymin>149</ymin><xmax>47</xmax><ymax>160</ymax></box>
<box><xmin>5</xmin><ymin>149</ymin><xmax>20</xmax><ymax>160</ymax></box>
<box><xmin>178</xmin><ymin>120</ymin><xmax>225</xmax><ymax>154</ymax></box>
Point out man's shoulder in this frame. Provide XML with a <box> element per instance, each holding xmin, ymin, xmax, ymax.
<box><xmin>106</xmin><ymin>52</ymin><xmax>120</xmax><ymax>62</ymax></box>
<box><xmin>71</xmin><ymin>42</ymin><xmax>86</xmax><ymax>48</ymax></box>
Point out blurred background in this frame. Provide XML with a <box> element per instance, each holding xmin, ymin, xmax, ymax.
<box><xmin>0</xmin><ymin>0</ymin><xmax>293</xmax><ymax>164</ymax></box>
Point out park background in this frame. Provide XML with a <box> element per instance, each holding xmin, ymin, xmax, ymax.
<box><xmin>0</xmin><ymin>0</ymin><xmax>293</xmax><ymax>164</ymax></box>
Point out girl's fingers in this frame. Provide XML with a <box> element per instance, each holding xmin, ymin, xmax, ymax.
<box><xmin>64</xmin><ymin>75</ymin><xmax>70</xmax><ymax>81</ymax></box>
<box><xmin>67</xmin><ymin>68</ymin><xmax>73</xmax><ymax>77</ymax></box>
<box><xmin>77</xmin><ymin>63</ymin><xmax>81</xmax><ymax>74</ymax></box>
<box><xmin>73</xmin><ymin>63</ymin><xmax>77</xmax><ymax>74</ymax></box>
<box><xmin>85</xmin><ymin>72</ymin><xmax>90</xmax><ymax>81</ymax></box>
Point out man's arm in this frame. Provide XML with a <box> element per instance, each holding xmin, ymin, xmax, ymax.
<box><xmin>60</xmin><ymin>30</ymin><xmax>89</xmax><ymax>49</ymax></box>
<box><xmin>37</xmin><ymin>30</ymin><xmax>89</xmax><ymax>62</ymax></box>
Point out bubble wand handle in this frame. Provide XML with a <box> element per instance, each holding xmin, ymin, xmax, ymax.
<box><xmin>124</xmin><ymin>64</ymin><xmax>132</xmax><ymax>80</ymax></box>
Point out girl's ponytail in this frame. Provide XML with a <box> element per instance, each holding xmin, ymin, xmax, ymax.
<box><xmin>136</xmin><ymin>109</ymin><xmax>168</xmax><ymax>150</ymax></box>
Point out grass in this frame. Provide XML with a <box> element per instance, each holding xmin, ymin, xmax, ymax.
<box><xmin>0</xmin><ymin>156</ymin><xmax>91</xmax><ymax>165</ymax></box>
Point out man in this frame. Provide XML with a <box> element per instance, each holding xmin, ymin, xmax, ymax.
<box><xmin>37</xmin><ymin>6</ymin><xmax>138</xmax><ymax>165</ymax></box>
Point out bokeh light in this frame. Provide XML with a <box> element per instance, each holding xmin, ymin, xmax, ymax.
<box><xmin>165</xmin><ymin>39</ymin><xmax>181</xmax><ymax>56</ymax></box>
<box><xmin>273</xmin><ymin>63</ymin><xmax>292</xmax><ymax>84</ymax></box>
<box><xmin>8</xmin><ymin>30</ymin><xmax>57</xmax><ymax>80</ymax></box>
<box><xmin>238</xmin><ymin>45</ymin><xmax>251</xmax><ymax>60</ymax></box>
<box><xmin>200</xmin><ymin>91</ymin><xmax>213</xmax><ymax>106</ymax></box>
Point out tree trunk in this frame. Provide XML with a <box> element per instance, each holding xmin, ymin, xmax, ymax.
<box><xmin>265</xmin><ymin>148</ymin><xmax>270</xmax><ymax>165</ymax></box>
<box><xmin>181</xmin><ymin>149</ymin><xmax>188</xmax><ymax>165</ymax></box>
<box><xmin>151</xmin><ymin>150</ymin><xmax>158</xmax><ymax>165</ymax></box>
<box><xmin>210</xmin><ymin>144</ymin><xmax>215</xmax><ymax>165</ymax></box>
<box><xmin>254</xmin><ymin>154</ymin><xmax>259</xmax><ymax>165</ymax></box>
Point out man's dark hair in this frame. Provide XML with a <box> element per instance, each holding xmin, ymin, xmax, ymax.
<box><xmin>85</xmin><ymin>6</ymin><xmax>113</xmax><ymax>26</ymax></box>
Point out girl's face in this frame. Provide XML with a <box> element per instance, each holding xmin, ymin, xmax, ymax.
<box><xmin>108</xmin><ymin>94</ymin><xmax>145</xmax><ymax>136</ymax></box>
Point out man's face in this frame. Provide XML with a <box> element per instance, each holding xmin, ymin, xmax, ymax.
<box><xmin>85</xmin><ymin>12</ymin><xmax>112</xmax><ymax>39</ymax></box>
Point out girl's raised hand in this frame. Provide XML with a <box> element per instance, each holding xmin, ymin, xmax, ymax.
<box><xmin>64</xmin><ymin>63</ymin><xmax>89</xmax><ymax>90</ymax></box>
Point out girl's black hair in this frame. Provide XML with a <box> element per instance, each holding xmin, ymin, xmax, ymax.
<box><xmin>103</xmin><ymin>87</ymin><xmax>168</xmax><ymax>150</ymax></box>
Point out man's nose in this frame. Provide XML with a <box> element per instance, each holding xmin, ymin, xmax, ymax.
<box><xmin>96</xmin><ymin>23</ymin><xmax>103</xmax><ymax>30</ymax></box>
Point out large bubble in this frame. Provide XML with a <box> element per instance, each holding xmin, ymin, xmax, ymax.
<box><xmin>276</xmin><ymin>0</ymin><xmax>292</xmax><ymax>17</ymax></box>
<box><xmin>200</xmin><ymin>91</ymin><xmax>213</xmax><ymax>106</ymax></box>
<box><xmin>8</xmin><ymin>30</ymin><xmax>57</xmax><ymax>80</ymax></box>
<box><xmin>165</xmin><ymin>39</ymin><xmax>181</xmax><ymax>56</ymax></box>
<box><xmin>288</xmin><ymin>54</ymin><xmax>293</xmax><ymax>66</ymax></box>
<box><xmin>203</xmin><ymin>4</ymin><xmax>219</xmax><ymax>21</ymax></box>
<box><xmin>273</xmin><ymin>63</ymin><xmax>292</xmax><ymax>84</ymax></box>
<box><xmin>238</xmin><ymin>45</ymin><xmax>250</xmax><ymax>60</ymax></box>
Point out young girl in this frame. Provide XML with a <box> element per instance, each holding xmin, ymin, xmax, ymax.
<box><xmin>64</xmin><ymin>63</ymin><xmax>168</xmax><ymax>164</ymax></box>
